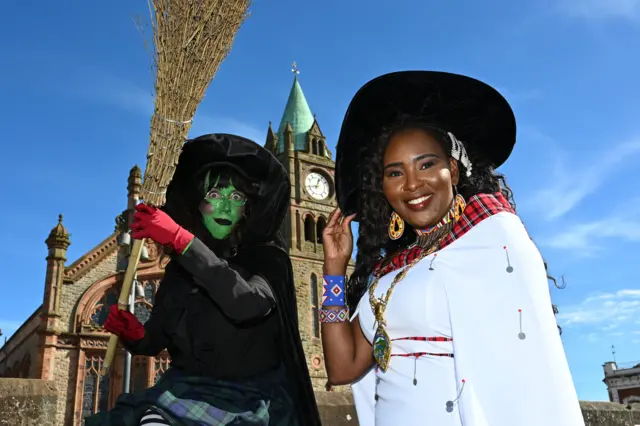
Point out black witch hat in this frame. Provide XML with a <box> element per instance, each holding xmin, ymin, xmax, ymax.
<box><xmin>165</xmin><ymin>133</ymin><xmax>290</xmax><ymax>245</ymax></box>
<box><xmin>335</xmin><ymin>71</ymin><xmax>517</xmax><ymax>217</ymax></box>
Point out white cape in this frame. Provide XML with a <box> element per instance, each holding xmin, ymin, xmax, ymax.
<box><xmin>350</xmin><ymin>212</ymin><xmax>585</xmax><ymax>426</ymax></box>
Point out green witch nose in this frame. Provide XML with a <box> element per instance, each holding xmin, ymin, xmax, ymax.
<box><xmin>220</xmin><ymin>199</ymin><xmax>232</xmax><ymax>212</ymax></box>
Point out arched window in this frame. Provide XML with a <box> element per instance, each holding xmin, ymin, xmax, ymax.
<box><xmin>316</xmin><ymin>216</ymin><xmax>327</xmax><ymax>244</ymax></box>
<box><xmin>19</xmin><ymin>353</ymin><xmax>30</xmax><ymax>378</ymax></box>
<box><xmin>83</xmin><ymin>278</ymin><xmax>170</xmax><ymax>408</ymax></box>
<box><xmin>304</xmin><ymin>216</ymin><xmax>315</xmax><ymax>242</ymax></box>
<box><xmin>318</xmin><ymin>140</ymin><xmax>325</xmax><ymax>157</ymax></box>
<box><xmin>310</xmin><ymin>274</ymin><xmax>320</xmax><ymax>338</ymax></box>
<box><xmin>295</xmin><ymin>210</ymin><xmax>301</xmax><ymax>247</ymax></box>
<box><xmin>623</xmin><ymin>396</ymin><xmax>640</xmax><ymax>404</ymax></box>
<box><xmin>312</xmin><ymin>139</ymin><xmax>318</xmax><ymax>155</ymax></box>
<box><xmin>81</xmin><ymin>354</ymin><xmax>110</xmax><ymax>421</ymax></box>
<box><xmin>154</xmin><ymin>356</ymin><xmax>170</xmax><ymax>384</ymax></box>
<box><xmin>131</xmin><ymin>356</ymin><xmax>149</xmax><ymax>393</ymax></box>
<box><xmin>134</xmin><ymin>279</ymin><xmax>159</xmax><ymax>324</ymax></box>
<box><xmin>90</xmin><ymin>290</ymin><xmax>118</xmax><ymax>327</ymax></box>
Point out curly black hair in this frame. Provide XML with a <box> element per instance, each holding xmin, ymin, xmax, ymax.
<box><xmin>346</xmin><ymin>115</ymin><xmax>562</xmax><ymax>334</ymax></box>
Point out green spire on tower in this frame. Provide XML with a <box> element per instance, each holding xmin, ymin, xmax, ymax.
<box><xmin>277</xmin><ymin>62</ymin><xmax>315</xmax><ymax>153</ymax></box>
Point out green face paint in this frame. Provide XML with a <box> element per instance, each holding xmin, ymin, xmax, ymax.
<box><xmin>200</xmin><ymin>173</ymin><xmax>247</xmax><ymax>240</ymax></box>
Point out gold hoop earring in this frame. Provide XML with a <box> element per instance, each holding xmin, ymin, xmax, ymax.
<box><xmin>453</xmin><ymin>194</ymin><xmax>466</xmax><ymax>221</ymax></box>
<box><xmin>388</xmin><ymin>211</ymin><xmax>405</xmax><ymax>240</ymax></box>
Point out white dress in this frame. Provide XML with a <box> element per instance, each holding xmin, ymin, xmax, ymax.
<box><xmin>352</xmin><ymin>212</ymin><xmax>585</xmax><ymax>426</ymax></box>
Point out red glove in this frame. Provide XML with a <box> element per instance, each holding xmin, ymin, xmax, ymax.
<box><xmin>131</xmin><ymin>204</ymin><xmax>194</xmax><ymax>253</ymax></box>
<box><xmin>104</xmin><ymin>305</ymin><xmax>145</xmax><ymax>342</ymax></box>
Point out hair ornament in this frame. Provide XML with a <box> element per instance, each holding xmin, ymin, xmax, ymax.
<box><xmin>447</xmin><ymin>132</ymin><xmax>473</xmax><ymax>177</ymax></box>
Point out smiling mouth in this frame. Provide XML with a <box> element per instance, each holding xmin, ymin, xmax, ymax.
<box><xmin>407</xmin><ymin>195</ymin><xmax>432</xmax><ymax>205</ymax></box>
<box><xmin>214</xmin><ymin>218</ymin><xmax>232</xmax><ymax>226</ymax></box>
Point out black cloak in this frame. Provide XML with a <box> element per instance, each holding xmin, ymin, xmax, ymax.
<box><xmin>87</xmin><ymin>134</ymin><xmax>322</xmax><ymax>426</ymax></box>
<box><xmin>164</xmin><ymin>133</ymin><xmax>322</xmax><ymax>425</ymax></box>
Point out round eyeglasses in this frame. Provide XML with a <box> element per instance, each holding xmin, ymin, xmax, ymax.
<box><xmin>204</xmin><ymin>189</ymin><xmax>247</xmax><ymax>207</ymax></box>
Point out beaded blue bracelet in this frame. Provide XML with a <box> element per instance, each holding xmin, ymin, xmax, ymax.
<box><xmin>322</xmin><ymin>275</ymin><xmax>346</xmax><ymax>306</ymax></box>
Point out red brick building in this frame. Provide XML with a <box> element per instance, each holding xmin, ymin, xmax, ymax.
<box><xmin>0</xmin><ymin>165</ymin><xmax>173</xmax><ymax>425</ymax></box>
<box><xmin>0</xmin><ymin>75</ymin><xmax>352</xmax><ymax>426</ymax></box>
<box><xmin>603</xmin><ymin>361</ymin><xmax>640</xmax><ymax>404</ymax></box>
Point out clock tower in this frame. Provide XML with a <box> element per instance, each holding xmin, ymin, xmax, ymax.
<box><xmin>264</xmin><ymin>67</ymin><xmax>354</xmax><ymax>390</ymax></box>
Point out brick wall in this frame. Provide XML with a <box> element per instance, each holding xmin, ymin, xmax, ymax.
<box><xmin>54</xmin><ymin>349</ymin><xmax>77</xmax><ymax>425</ymax></box>
<box><xmin>59</xmin><ymin>253</ymin><xmax>118</xmax><ymax>333</ymax></box>
<box><xmin>0</xmin><ymin>311</ymin><xmax>40</xmax><ymax>378</ymax></box>
<box><xmin>290</xmin><ymin>253</ymin><xmax>354</xmax><ymax>393</ymax></box>
<box><xmin>53</xmin><ymin>252</ymin><xmax>117</xmax><ymax>426</ymax></box>
<box><xmin>291</xmin><ymin>255</ymin><xmax>327</xmax><ymax>390</ymax></box>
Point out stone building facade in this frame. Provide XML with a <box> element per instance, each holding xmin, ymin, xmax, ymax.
<box><xmin>603</xmin><ymin>361</ymin><xmax>640</xmax><ymax>404</ymax></box>
<box><xmin>264</xmin><ymin>74</ymin><xmax>355</xmax><ymax>385</ymax></box>
<box><xmin>0</xmin><ymin>74</ymin><xmax>353</xmax><ymax>425</ymax></box>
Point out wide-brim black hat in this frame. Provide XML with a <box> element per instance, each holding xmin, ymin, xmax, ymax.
<box><xmin>166</xmin><ymin>133</ymin><xmax>290</xmax><ymax>243</ymax></box>
<box><xmin>335</xmin><ymin>70</ymin><xmax>516</xmax><ymax>217</ymax></box>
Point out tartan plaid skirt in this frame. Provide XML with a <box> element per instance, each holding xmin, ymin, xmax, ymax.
<box><xmin>85</xmin><ymin>364</ymin><xmax>298</xmax><ymax>426</ymax></box>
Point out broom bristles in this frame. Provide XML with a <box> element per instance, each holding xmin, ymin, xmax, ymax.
<box><xmin>140</xmin><ymin>0</ymin><xmax>251</xmax><ymax>206</ymax></box>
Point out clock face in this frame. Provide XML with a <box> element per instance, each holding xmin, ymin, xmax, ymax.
<box><xmin>305</xmin><ymin>172</ymin><xmax>330</xmax><ymax>200</ymax></box>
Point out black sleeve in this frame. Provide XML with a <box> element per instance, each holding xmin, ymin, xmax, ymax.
<box><xmin>175</xmin><ymin>237</ymin><xmax>276</xmax><ymax>322</ymax></box>
<box><xmin>122</xmin><ymin>272</ymin><xmax>171</xmax><ymax>356</ymax></box>
<box><xmin>248</xmin><ymin>243</ymin><xmax>323</xmax><ymax>425</ymax></box>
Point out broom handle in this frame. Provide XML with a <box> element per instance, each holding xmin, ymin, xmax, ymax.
<box><xmin>100</xmin><ymin>238</ymin><xmax>146</xmax><ymax>376</ymax></box>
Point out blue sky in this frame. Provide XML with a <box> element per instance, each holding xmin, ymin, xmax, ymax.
<box><xmin>1</xmin><ymin>0</ymin><xmax>639</xmax><ymax>401</ymax></box>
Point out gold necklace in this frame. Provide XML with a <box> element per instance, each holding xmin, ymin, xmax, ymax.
<box><xmin>369</xmin><ymin>197</ymin><xmax>465</xmax><ymax>372</ymax></box>
<box><xmin>369</xmin><ymin>246</ymin><xmax>437</xmax><ymax>372</ymax></box>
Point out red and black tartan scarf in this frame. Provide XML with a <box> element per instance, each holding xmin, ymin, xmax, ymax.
<box><xmin>374</xmin><ymin>192</ymin><xmax>514</xmax><ymax>278</ymax></box>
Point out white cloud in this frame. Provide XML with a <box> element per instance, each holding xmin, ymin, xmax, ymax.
<box><xmin>539</xmin><ymin>195</ymin><xmax>640</xmax><ymax>252</ymax></box>
<box><xmin>542</xmin><ymin>216</ymin><xmax>640</xmax><ymax>253</ymax></box>
<box><xmin>68</xmin><ymin>66</ymin><xmax>265</xmax><ymax>144</ymax></box>
<box><xmin>557</xmin><ymin>289</ymin><xmax>640</xmax><ymax>340</ymax></box>
<box><xmin>527</xmin><ymin>139</ymin><xmax>640</xmax><ymax>221</ymax></box>
<box><xmin>559</xmin><ymin>0</ymin><xmax>640</xmax><ymax>20</ymax></box>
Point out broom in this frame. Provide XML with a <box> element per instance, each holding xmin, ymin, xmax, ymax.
<box><xmin>100</xmin><ymin>0</ymin><xmax>251</xmax><ymax>376</ymax></box>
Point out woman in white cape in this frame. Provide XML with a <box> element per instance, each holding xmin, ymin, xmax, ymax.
<box><xmin>318</xmin><ymin>71</ymin><xmax>585</xmax><ymax>426</ymax></box>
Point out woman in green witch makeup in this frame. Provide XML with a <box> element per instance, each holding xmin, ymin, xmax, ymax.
<box><xmin>87</xmin><ymin>134</ymin><xmax>321</xmax><ymax>426</ymax></box>
<box><xmin>200</xmin><ymin>172</ymin><xmax>248</xmax><ymax>241</ymax></box>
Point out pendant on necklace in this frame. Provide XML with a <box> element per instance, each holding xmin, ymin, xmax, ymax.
<box><xmin>374</xmin><ymin>299</ymin><xmax>386</xmax><ymax>319</ymax></box>
<box><xmin>373</xmin><ymin>324</ymin><xmax>392</xmax><ymax>372</ymax></box>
